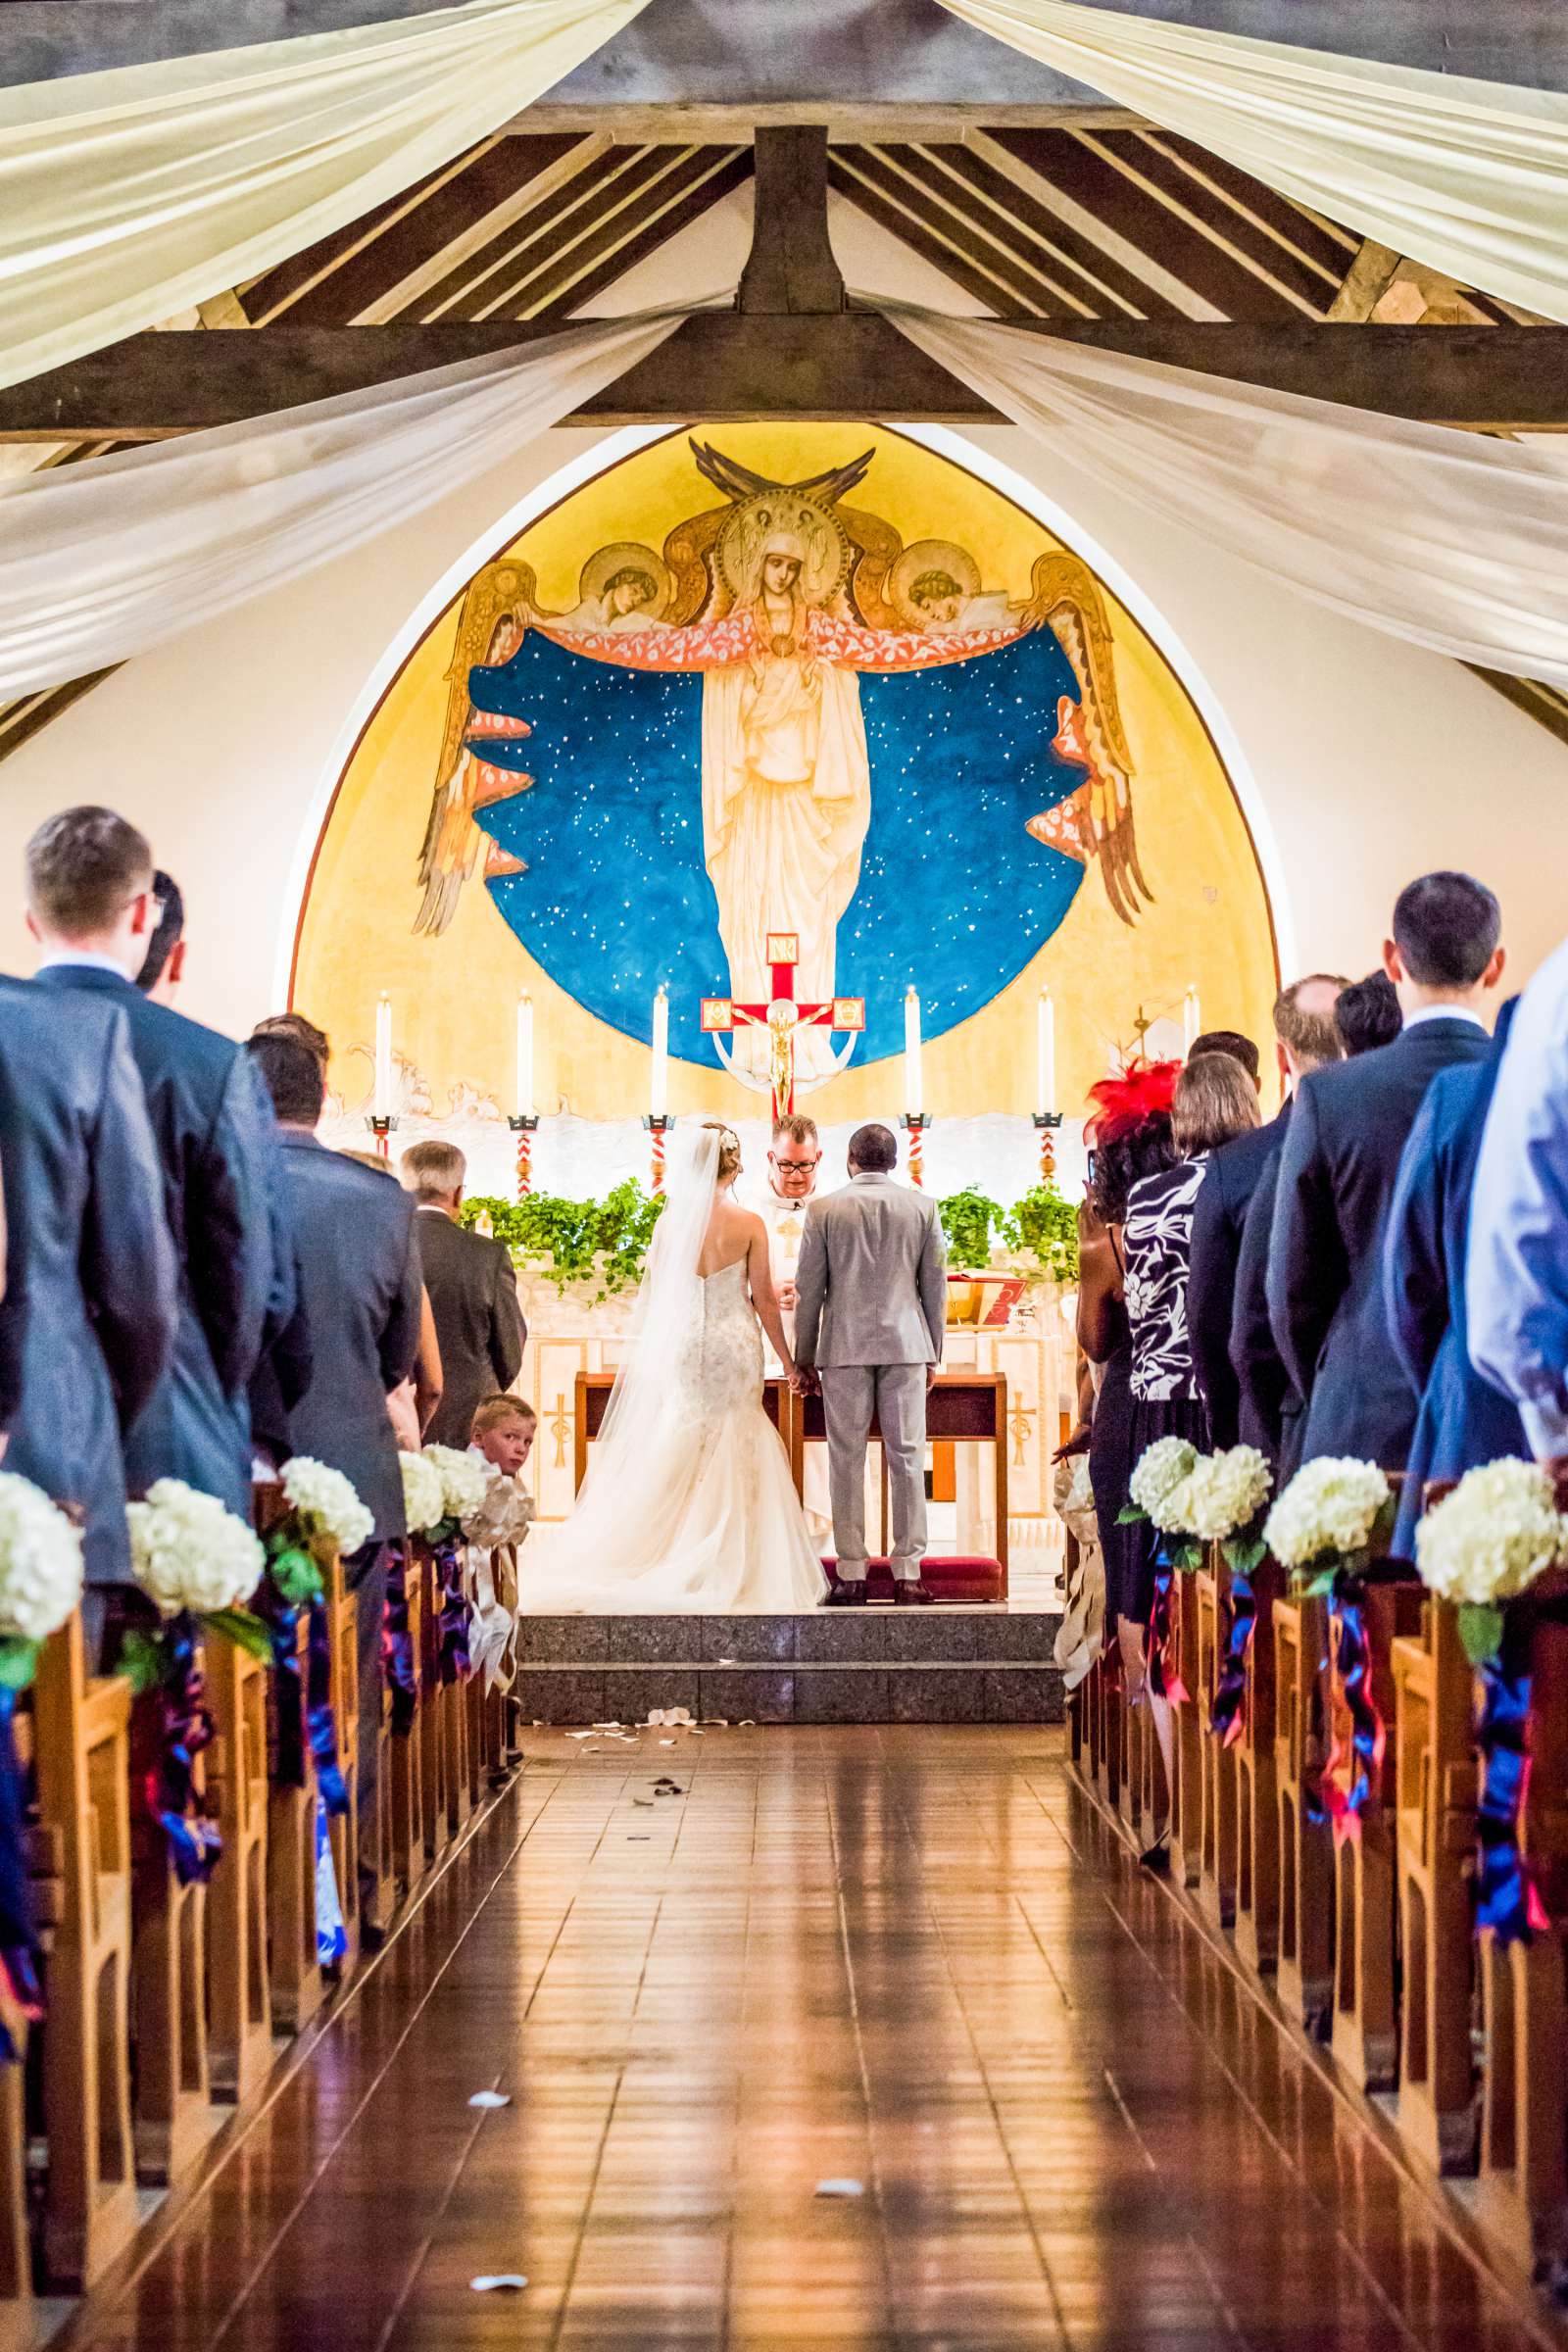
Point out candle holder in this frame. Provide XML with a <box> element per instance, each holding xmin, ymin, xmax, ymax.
<box><xmin>1032</xmin><ymin>1110</ymin><xmax>1063</xmax><ymax>1184</ymax></box>
<box><xmin>368</xmin><ymin>1113</ymin><xmax>398</xmax><ymax>1163</ymax></box>
<box><xmin>643</xmin><ymin>1112</ymin><xmax>674</xmax><ymax>1196</ymax></box>
<box><xmin>900</xmin><ymin>1110</ymin><xmax>931</xmax><ymax>1190</ymax></box>
<box><xmin>508</xmin><ymin>1113</ymin><xmax>539</xmax><ymax>1200</ymax></box>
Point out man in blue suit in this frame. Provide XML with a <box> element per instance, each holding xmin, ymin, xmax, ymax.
<box><xmin>26</xmin><ymin>808</ymin><xmax>273</xmax><ymax>1523</ymax></box>
<box><xmin>1268</xmin><ymin>873</ymin><xmax>1504</xmax><ymax>1473</ymax></box>
<box><xmin>1382</xmin><ymin>1001</ymin><xmax>1527</xmax><ymax>1557</ymax></box>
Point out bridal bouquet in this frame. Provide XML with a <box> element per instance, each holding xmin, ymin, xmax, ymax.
<box><xmin>123</xmin><ymin>1480</ymin><xmax>271</xmax><ymax>1687</ymax></box>
<box><xmin>1415</xmin><ymin>1457</ymin><xmax>1568</xmax><ymax>1663</ymax></box>
<box><xmin>400</xmin><ymin>1449</ymin><xmax>447</xmax><ymax>1540</ymax></box>
<box><xmin>1262</xmin><ymin>1457</ymin><xmax>1394</xmax><ymax>1593</ymax></box>
<box><xmin>460</xmin><ymin>1467</ymin><xmax>536</xmax><ymax>1551</ymax></box>
<box><xmin>421</xmin><ymin>1445</ymin><xmax>489</xmax><ymax>1544</ymax></box>
<box><xmin>0</xmin><ymin>1471</ymin><xmax>84</xmax><ymax>1687</ymax></box>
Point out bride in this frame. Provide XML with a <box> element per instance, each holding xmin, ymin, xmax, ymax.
<box><xmin>519</xmin><ymin>1121</ymin><xmax>828</xmax><ymax>1613</ymax></box>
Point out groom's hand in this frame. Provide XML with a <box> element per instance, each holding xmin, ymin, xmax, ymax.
<box><xmin>926</xmin><ymin>1364</ymin><xmax>940</xmax><ymax>1392</ymax></box>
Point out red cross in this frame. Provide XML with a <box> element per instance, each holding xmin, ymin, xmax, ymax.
<box><xmin>700</xmin><ymin>933</ymin><xmax>865</xmax><ymax>1121</ymax></box>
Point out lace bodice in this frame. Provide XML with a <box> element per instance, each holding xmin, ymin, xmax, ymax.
<box><xmin>679</xmin><ymin>1257</ymin><xmax>764</xmax><ymax>1419</ymax></box>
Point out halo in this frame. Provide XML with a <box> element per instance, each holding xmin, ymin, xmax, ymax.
<box><xmin>576</xmin><ymin>540</ymin><xmax>673</xmax><ymax>619</ymax></box>
<box><xmin>717</xmin><ymin>493</ymin><xmax>849</xmax><ymax>608</ymax></box>
<box><xmin>888</xmin><ymin>538</ymin><xmax>982</xmax><ymax>629</ymax></box>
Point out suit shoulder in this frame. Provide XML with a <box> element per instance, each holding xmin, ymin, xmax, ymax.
<box><xmin>126</xmin><ymin>995</ymin><xmax>246</xmax><ymax>1088</ymax></box>
<box><xmin>0</xmin><ymin>972</ymin><xmax>123</xmax><ymax>1059</ymax></box>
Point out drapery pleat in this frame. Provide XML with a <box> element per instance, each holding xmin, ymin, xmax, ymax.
<box><xmin>883</xmin><ymin>301</ymin><xmax>1568</xmax><ymax>691</ymax></box>
<box><xmin>0</xmin><ymin>0</ymin><xmax>649</xmax><ymax>391</ymax></box>
<box><xmin>938</xmin><ymin>0</ymin><xmax>1568</xmax><ymax>323</ymax></box>
<box><xmin>0</xmin><ymin>309</ymin><xmax>684</xmax><ymax>696</ymax></box>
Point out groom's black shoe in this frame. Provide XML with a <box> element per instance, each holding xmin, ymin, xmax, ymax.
<box><xmin>826</xmin><ymin>1582</ymin><xmax>869</xmax><ymax>1606</ymax></box>
<box><xmin>895</xmin><ymin>1579</ymin><xmax>934</xmax><ymax>1605</ymax></box>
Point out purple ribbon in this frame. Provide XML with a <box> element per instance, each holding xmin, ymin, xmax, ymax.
<box><xmin>146</xmin><ymin>1614</ymin><xmax>221</xmax><ymax>1887</ymax></box>
<box><xmin>259</xmin><ymin>1583</ymin><xmax>306</xmax><ymax>1788</ymax></box>
<box><xmin>435</xmin><ymin>1538</ymin><xmax>470</xmax><ymax>1687</ymax></box>
<box><xmin>383</xmin><ymin>1542</ymin><xmax>416</xmax><ymax>1737</ymax></box>
<box><xmin>1325</xmin><ymin>1576</ymin><xmax>1383</xmax><ymax>1844</ymax></box>
<box><xmin>1210</xmin><ymin>1568</ymin><xmax>1254</xmax><ymax>1748</ymax></box>
<box><xmin>0</xmin><ymin>1690</ymin><xmax>40</xmax><ymax>2062</ymax></box>
<box><xmin>1475</xmin><ymin>1613</ymin><xmax>1547</xmax><ymax>1945</ymax></box>
<box><xmin>306</xmin><ymin>1597</ymin><xmax>348</xmax><ymax>1819</ymax></box>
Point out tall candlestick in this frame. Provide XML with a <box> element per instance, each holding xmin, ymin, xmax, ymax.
<box><xmin>373</xmin><ymin>993</ymin><xmax>393</xmax><ymax>1118</ymax></box>
<box><xmin>1037</xmin><ymin>986</ymin><xmax>1055</xmax><ymax>1117</ymax></box>
<box><xmin>904</xmin><ymin>986</ymin><xmax>923</xmax><ymax>1116</ymax></box>
<box><xmin>514</xmin><ymin>990</ymin><xmax>534</xmax><ymax>1118</ymax></box>
<box><xmin>1182</xmin><ymin>987</ymin><xmax>1200</xmax><ymax>1054</ymax></box>
<box><xmin>650</xmin><ymin>985</ymin><xmax>669</xmax><ymax>1119</ymax></box>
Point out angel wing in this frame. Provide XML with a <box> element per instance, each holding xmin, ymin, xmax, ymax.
<box><xmin>1020</xmin><ymin>552</ymin><xmax>1152</xmax><ymax>927</ymax></box>
<box><xmin>415</xmin><ymin>560</ymin><xmax>552</xmax><ymax>939</ymax></box>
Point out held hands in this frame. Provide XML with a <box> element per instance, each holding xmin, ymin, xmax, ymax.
<box><xmin>788</xmin><ymin>1366</ymin><xmax>820</xmax><ymax>1396</ymax></box>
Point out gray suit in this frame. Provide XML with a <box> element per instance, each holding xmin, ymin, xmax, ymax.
<box><xmin>794</xmin><ymin>1173</ymin><xmax>947</xmax><ymax>1581</ymax></box>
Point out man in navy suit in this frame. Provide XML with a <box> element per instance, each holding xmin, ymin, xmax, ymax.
<box><xmin>1267</xmin><ymin>872</ymin><xmax>1504</xmax><ymax>1473</ymax></box>
<box><xmin>0</xmin><ymin>975</ymin><xmax>177</xmax><ymax>1592</ymax></box>
<box><xmin>1188</xmin><ymin>974</ymin><xmax>1347</xmax><ymax>1447</ymax></box>
<box><xmin>27</xmin><ymin>810</ymin><xmax>274</xmax><ymax>1523</ymax></box>
<box><xmin>1383</xmin><ymin>1000</ymin><xmax>1527</xmax><ymax>1556</ymax></box>
<box><xmin>247</xmin><ymin>1031</ymin><xmax>423</xmax><ymax>1904</ymax></box>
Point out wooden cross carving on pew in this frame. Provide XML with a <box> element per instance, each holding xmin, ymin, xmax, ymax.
<box><xmin>700</xmin><ymin>932</ymin><xmax>864</xmax><ymax>1122</ymax></box>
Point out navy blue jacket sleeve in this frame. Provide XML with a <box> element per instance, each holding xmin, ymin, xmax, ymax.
<box><xmin>84</xmin><ymin>1008</ymin><xmax>178</xmax><ymax>1430</ymax></box>
<box><xmin>1187</xmin><ymin>1161</ymin><xmax>1241</xmax><ymax>1449</ymax></box>
<box><xmin>187</xmin><ymin>1054</ymin><xmax>273</xmax><ymax>1398</ymax></box>
<box><xmin>1267</xmin><ymin>1079</ymin><xmax>1344</xmax><ymax>1411</ymax></box>
<box><xmin>1231</xmin><ymin>1160</ymin><xmax>1287</xmax><ymax>1457</ymax></box>
<box><xmin>1383</xmin><ymin>1090</ymin><xmax>1451</xmax><ymax>1398</ymax></box>
<box><xmin>0</xmin><ymin>1152</ymin><xmax>20</xmax><ymax>1434</ymax></box>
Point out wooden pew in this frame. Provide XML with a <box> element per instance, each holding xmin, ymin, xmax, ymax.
<box><xmin>265</xmin><ymin>1602</ymin><xmax>321</xmax><ymax>2037</ymax></box>
<box><xmin>1196</xmin><ymin>1559</ymin><xmax>1239</xmax><ymax>1931</ymax></box>
<box><xmin>416</xmin><ymin>1544</ymin><xmax>451</xmax><ymax>1868</ymax></box>
<box><xmin>390</xmin><ymin>1546</ymin><xmax>427</xmax><ymax>1898</ymax></box>
<box><xmin>1230</xmin><ymin>1561</ymin><xmax>1285</xmax><ymax>1975</ymax></box>
<box><xmin>205</xmin><ymin>1622</ymin><xmax>273</xmax><ymax>2104</ymax></box>
<box><xmin>321</xmin><ymin>1551</ymin><xmax>361</xmax><ymax>1977</ymax></box>
<box><xmin>127</xmin><ymin>1670</ymin><xmax>211</xmax><ymax>2185</ymax></box>
<box><xmin>32</xmin><ymin>1616</ymin><xmax>138</xmax><ymax>2289</ymax></box>
<box><xmin>1273</xmin><ymin>1592</ymin><xmax>1335</xmax><ymax>2033</ymax></box>
<box><xmin>1169</xmin><ymin>1571</ymin><xmax>1203</xmax><ymax>1890</ymax></box>
<box><xmin>1391</xmin><ymin>1590</ymin><xmax>1479</xmax><ymax>2173</ymax></box>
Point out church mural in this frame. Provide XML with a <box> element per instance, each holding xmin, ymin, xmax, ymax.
<box><xmin>293</xmin><ymin>423</ymin><xmax>1278</xmax><ymax>1135</ymax></box>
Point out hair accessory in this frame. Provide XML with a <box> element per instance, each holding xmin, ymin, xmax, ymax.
<box><xmin>1084</xmin><ymin>1058</ymin><xmax>1180</xmax><ymax>1148</ymax></box>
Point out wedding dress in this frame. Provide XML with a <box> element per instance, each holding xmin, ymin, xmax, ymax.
<box><xmin>519</xmin><ymin>1127</ymin><xmax>827</xmax><ymax>1614</ymax></box>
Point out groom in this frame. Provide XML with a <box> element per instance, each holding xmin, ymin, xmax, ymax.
<box><xmin>792</xmin><ymin>1123</ymin><xmax>949</xmax><ymax>1605</ymax></box>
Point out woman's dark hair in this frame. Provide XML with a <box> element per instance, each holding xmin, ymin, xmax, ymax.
<box><xmin>1088</xmin><ymin>1112</ymin><xmax>1177</xmax><ymax>1225</ymax></box>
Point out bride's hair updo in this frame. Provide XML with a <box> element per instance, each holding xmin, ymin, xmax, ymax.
<box><xmin>703</xmin><ymin>1120</ymin><xmax>743</xmax><ymax>1183</ymax></box>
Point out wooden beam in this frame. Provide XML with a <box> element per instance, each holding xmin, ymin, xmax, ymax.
<box><xmin>738</xmin><ymin>128</ymin><xmax>846</xmax><ymax>316</ymax></box>
<box><xmin>5</xmin><ymin>321</ymin><xmax>1568</xmax><ymax>439</ymax></box>
<box><xmin>1326</xmin><ymin>239</ymin><xmax>1405</xmax><ymax>323</ymax></box>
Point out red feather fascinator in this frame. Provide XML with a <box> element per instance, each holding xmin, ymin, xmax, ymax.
<box><xmin>1084</xmin><ymin>1058</ymin><xmax>1180</xmax><ymax>1149</ymax></box>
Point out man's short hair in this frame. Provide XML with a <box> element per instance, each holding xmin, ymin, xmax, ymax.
<box><xmin>1335</xmin><ymin>971</ymin><xmax>1403</xmax><ymax>1057</ymax></box>
<box><xmin>1188</xmin><ymin>1029</ymin><xmax>1260</xmax><ymax>1086</ymax></box>
<box><xmin>251</xmin><ymin>1011</ymin><xmax>330</xmax><ymax>1067</ymax></box>
<box><xmin>25</xmin><ymin>806</ymin><xmax>152</xmax><ymax>937</ymax></box>
<box><xmin>770</xmin><ymin>1114</ymin><xmax>819</xmax><ymax>1151</ymax></box>
<box><xmin>135</xmin><ymin>869</ymin><xmax>185</xmax><ymax>993</ymax></box>
<box><xmin>246</xmin><ymin>1032</ymin><xmax>325</xmax><ymax>1128</ymax></box>
<box><xmin>401</xmin><ymin>1140</ymin><xmax>466</xmax><ymax>1200</ymax></box>
<box><xmin>472</xmin><ymin>1393</ymin><xmax>536</xmax><ymax>1436</ymax></box>
<box><xmin>1393</xmin><ymin>871</ymin><xmax>1502</xmax><ymax>988</ymax></box>
<box><xmin>1272</xmin><ymin>974</ymin><xmax>1349</xmax><ymax>1069</ymax></box>
<box><xmin>848</xmin><ymin>1122</ymin><xmax>898</xmax><ymax>1173</ymax></box>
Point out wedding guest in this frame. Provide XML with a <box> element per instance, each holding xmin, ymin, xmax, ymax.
<box><xmin>400</xmin><ymin>1142</ymin><xmax>524</xmax><ymax>1449</ymax></box>
<box><xmin>27</xmin><ymin>808</ymin><xmax>273</xmax><ymax>1520</ymax></box>
<box><xmin>1122</xmin><ymin>1053</ymin><xmax>1259</xmax><ymax>1865</ymax></box>
<box><xmin>1190</xmin><ymin>976</ymin><xmax>1347</xmax><ymax>1446</ymax></box>
<box><xmin>1468</xmin><ymin>936</ymin><xmax>1568</xmax><ymax>1468</ymax></box>
<box><xmin>341</xmin><ymin>1151</ymin><xmax>442</xmax><ymax>1447</ymax></box>
<box><xmin>247</xmin><ymin>1030</ymin><xmax>423</xmax><ymax>1900</ymax></box>
<box><xmin>471</xmin><ymin>1393</ymin><xmax>537</xmax><ymax>1478</ymax></box>
<box><xmin>1189</xmin><ymin>1028</ymin><xmax>1261</xmax><ymax>1090</ymax></box>
<box><xmin>0</xmin><ymin>972</ymin><xmax>176</xmax><ymax>1614</ymax></box>
<box><xmin>134</xmin><ymin>869</ymin><xmax>186</xmax><ymax>1002</ymax></box>
<box><xmin>1334</xmin><ymin>969</ymin><xmax>1403</xmax><ymax>1057</ymax></box>
<box><xmin>1384</xmin><ymin>999</ymin><xmax>1527</xmax><ymax>1556</ymax></box>
<box><xmin>252</xmin><ymin>1010</ymin><xmax>330</xmax><ymax>1067</ymax></box>
<box><xmin>1268</xmin><ymin>872</ymin><xmax>1503</xmax><ymax>1473</ymax></box>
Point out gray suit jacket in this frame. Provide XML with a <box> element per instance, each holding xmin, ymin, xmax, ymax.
<box><xmin>794</xmin><ymin>1173</ymin><xmax>947</xmax><ymax>1369</ymax></box>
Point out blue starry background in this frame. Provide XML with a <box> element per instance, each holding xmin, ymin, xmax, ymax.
<box><xmin>470</xmin><ymin>627</ymin><xmax>1086</xmax><ymax>1065</ymax></box>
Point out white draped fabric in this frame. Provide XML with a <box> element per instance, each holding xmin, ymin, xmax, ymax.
<box><xmin>0</xmin><ymin>310</ymin><xmax>683</xmax><ymax>696</ymax></box>
<box><xmin>938</xmin><ymin>0</ymin><xmax>1568</xmax><ymax>324</ymax></box>
<box><xmin>884</xmin><ymin>301</ymin><xmax>1568</xmax><ymax>691</ymax></box>
<box><xmin>0</xmin><ymin>0</ymin><xmax>648</xmax><ymax>392</ymax></box>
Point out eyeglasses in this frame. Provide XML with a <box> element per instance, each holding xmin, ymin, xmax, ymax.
<box><xmin>772</xmin><ymin>1157</ymin><xmax>819</xmax><ymax>1174</ymax></box>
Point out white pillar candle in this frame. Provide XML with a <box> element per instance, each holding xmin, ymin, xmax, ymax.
<box><xmin>650</xmin><ymin>984</ymin><xmax>669</xmax><ymax>1119</ymax></box>
<box><xmin>1037</xmin><ymin>986</ymin><xmax>1055</xmax><ymax>1116</ymax></box>
<box><xmin>373</xmin><ymin>993</ymin><xmax>393</xmax><ymax>1118</ymax></box>
<box><xmin>514</xmin><ymin>990</ymin><xmax>534</xmax><ymax>1118</ymax></box>
<box><xmin>904</xmin><ymin>985</ymin><xmax>923</xmax><ymax>1116</ymax></box>
<box><xmin>1183</xmin><ymin>986</ymin><xmax>1200</xmax><ymax>1054</ymax></box>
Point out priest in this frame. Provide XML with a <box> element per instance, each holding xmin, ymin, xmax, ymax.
<box><xmin>753</xmin><ymin>1114</ymin><xmax>832</xmax><ymax>1545</ymax></box>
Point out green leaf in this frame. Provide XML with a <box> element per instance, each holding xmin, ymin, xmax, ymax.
<box><xmin>1298</xmin><ymin>1568</ymin><xmax>1337</xmax><ymax>1599</ymax></box>
<box><xmin>1174</xmin><ymin>1543</ymin><xmax>1204</xmax><ymax>1575</ymax></box>
<box><xmin>1224</xmin><ymin>1537</ymin><xmax>1268</xmax><ymax>1576</ymax></box>
<box><xmin>1457</xmin><ymin>1602</ymin><xmax>1505</xmax><ymax>1668</ymax></box>
<box><xmin>204</xmin><ymin>1607</ymin><xmax>274</xmax><ymax>1663</ymax></box>
<box><xmin>1115</xmin><ymin>1505</ymin><xmax>1148</xmax><ymax>1527</ymax></box>
<box><xmin>118</xmin><ymin>1628</ymin><xmax>168</xmax><ymax>1698</ymax></box>
<box><xmin>270</xmin><ymin>1547</ymin><xmax>322</xmax><ymax>1606</ymax></box>
<box><xmin>0</xmin><ymin>1639</ymin><xmax>39</xmax><ymax>1693</ymax></box>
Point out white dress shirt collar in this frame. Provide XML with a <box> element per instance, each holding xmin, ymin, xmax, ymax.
<box><xmin>1402</xmin><ymin>1003</ymin><xmax>1489</xmax><ymax>1034</ymax></box>
<box><xmin>35</xmin><ymin>948</ymin><xmax>131</xmax><ymax>980</ymax></box>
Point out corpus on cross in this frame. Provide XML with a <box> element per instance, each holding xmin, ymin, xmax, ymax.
<box><xmin>701</xmin><ymin>933</ymin><xmax>865</xmax><ymax>1122</ymax></box>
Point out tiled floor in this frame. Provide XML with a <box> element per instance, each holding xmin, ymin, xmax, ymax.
<box><xmin>73</xmin><ymin>1729</ymin><xmax>1563</xmax><ymax>2351</ymax></box>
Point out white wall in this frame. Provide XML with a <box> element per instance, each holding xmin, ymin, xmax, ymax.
<box><xmin>3</xmin><ymin>190</ymin><xmax>1563</xmax><ymax>1035</ymax></box>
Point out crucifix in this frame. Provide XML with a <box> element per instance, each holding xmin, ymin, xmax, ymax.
<box><xmin>701</xmin><ymin>932</ymin><xmax>864</xmax><ymax>1122</ymax></box>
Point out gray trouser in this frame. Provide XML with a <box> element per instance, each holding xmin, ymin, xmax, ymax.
<box><xmin>818</xmin><ymin>1363</ymin><xmax>929</xmax><ymax>1580</ymax></box>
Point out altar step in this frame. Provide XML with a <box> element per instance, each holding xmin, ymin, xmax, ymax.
<box><xmin>516</xmin><ymin>1608</ymin><xmax>1065</xmax><ymax>1726</ymax></box>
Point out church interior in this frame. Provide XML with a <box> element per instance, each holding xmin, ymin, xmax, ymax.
<box><xmin>4</xmin><ymin>0</ymin><xmax>1568</xmax><ymax>2343</ymax></box>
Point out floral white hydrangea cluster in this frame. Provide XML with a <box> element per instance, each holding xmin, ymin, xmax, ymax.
<box><xmin>1263</xmin><ymin>1458</ymin><xmax>1391</xmax><ymax>1571</ymax></box>
<box><xmin>1180</xmin><ymin>1446</ymin><xmax>1273</xmax><ymax>1543</ymax></box>
<box><xmin>422</xmin><ymin>1445</ymin><xmax>489</xmax><ymax>1525</ymax></box>
<box><xmin>126</xmin><ymin>1480</ymin><xmax>266</xmax><ymax>1619</ymax></box>
<box><xmin>0</xmin><ymin>1472</ymin><xmax>84</xmax><ymax>1643</ymax></box>
<box><xmin>399</xmin><ymin>1449</ymin><xmax>446</xmax><ymax>1537</ymax></box>
<box><xmin>280</xmin><ymin>1457</ymin><xmax>373</xmax><ymax>1557</ymax></box>
<box><xmin>1129</xmin><ymin>1437</ymin><xmax>1199</xmax><ymax>1532</ymax></box>
<box><xmin>1415</xmin><ymin>1458</ymin><xmax>1568</xmax><ymax>1608</ymax></box>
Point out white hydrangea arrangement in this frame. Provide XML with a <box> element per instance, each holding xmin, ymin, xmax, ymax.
<box><xmin>1415</xmin><ymin>1457</ymin><xmax>1568</xmax><ymax>1662</ymax></box>
<box><xmin>1263</xmin><ymin>1457</ymin><xmax>1394</xmax><ymax>1591</ymax></box>
<box><xmin>279</xmin><ymin>1457</ymin><xmax>374</xmax><ymax>1560</ymax></box>
<box><xmin>420</xmin><ymin>1444</ymin><xmax>489</xmax><ymax>1538</ymax></box>
<box><xmin>126</xmin><ymin>1481</ymin><xmax>266</xmax><ymax>1619</ymax></box>
<box><xmin>0</xmin><ymin>1471</ymin><xmax>84</xmax><ymax>1682</ymax></box>
<box><xmin>1128</xmin><ymin>1438</ymin><xmax>1200</xmax><ymax>1530</ymax></box>
<box><xmin>1182</xmin><ymin>1446</ymin><xmax>1274</xmax><ymax>1571</ymax></box>
<box><xmin>399</xmin><ymin>1449</ymin><xmax>446</xmax><ymax>1539</ymax></box>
